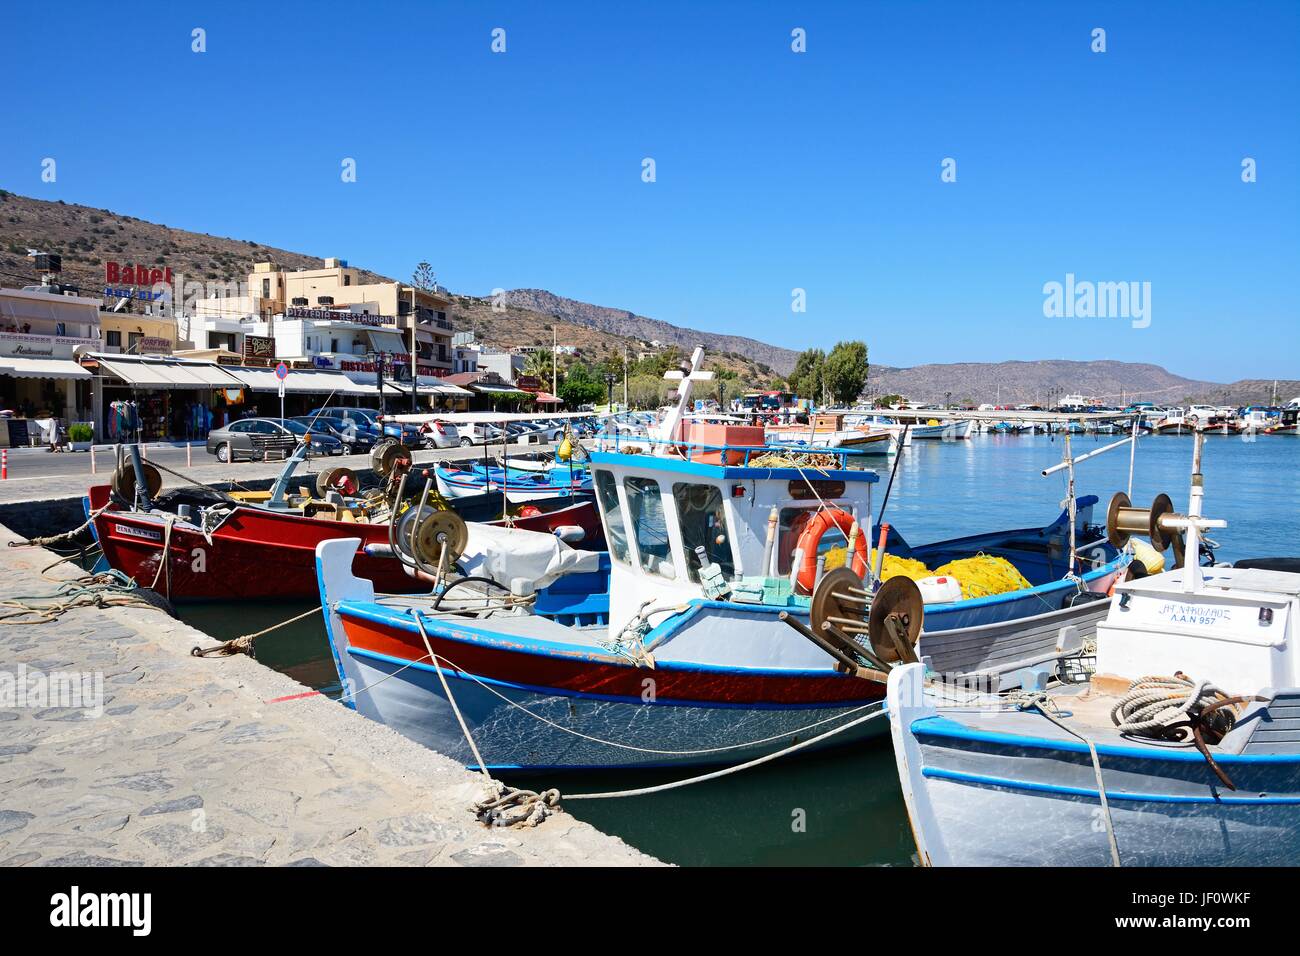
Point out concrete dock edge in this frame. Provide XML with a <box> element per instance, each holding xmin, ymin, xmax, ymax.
<box><xmin>0</xmin><ymin>525</ymin><xmax>660</xmax><ymax>867</ymax></box>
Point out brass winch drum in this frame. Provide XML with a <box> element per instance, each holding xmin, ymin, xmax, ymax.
<box><xmin>371</xmin><ymin>440</ymin><xmax>413</xmax><ymax>478</ymax></box>
<box><xmin>1105</xmin><ymin>491</ymin><xmax>1185</xmax><ymax>564</ymax></box>
<box><xmin>394</xmin><ymin>506</ymin><xmax>468</xmax><ymax>571</ymax></box>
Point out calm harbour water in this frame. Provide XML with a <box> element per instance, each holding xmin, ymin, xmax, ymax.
<box><xmin>177</xmin><ymin>432</ymin><xmax>1300</xmax><ymax>866</ymax></box>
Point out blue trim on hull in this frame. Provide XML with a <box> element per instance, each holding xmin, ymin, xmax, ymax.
<box><xmin>913</xmin><ymin>714</ymin><xmax>1300</xmax><ymax>765</ymax></box>
<box><xmin>922</xmin><ymin>766</ymin><xmax>1300</xmax><ymax>804</ymax></box>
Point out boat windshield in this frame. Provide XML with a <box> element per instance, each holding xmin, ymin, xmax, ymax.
<box><xmin>594</xmin><ymin>470</ymin><xmax>630</xmax><ymax>564</ymax></box>
<box><xmin>673</xmin><ymin>482</ymin><xmax>734</xmax><ymax>581</ymax></box>
<box><xmin>625</xmin><ymin>477</ymin><xmax>673</xmax><ymax>577</ymax></box>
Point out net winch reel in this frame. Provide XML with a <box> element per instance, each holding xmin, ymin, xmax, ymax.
<box><xmin>371</xmin><ymin>440</ymin><xmax>413</xmax><ymax>480</ymax></box>
<box><xmin>778</xmin><ymin>566</ymin><xmax>922</xmax><ymax>680</ymax></box>
<box><xmin>315</xmin><ymin>466</ymin><xmax>359</xmax><ymax>498</ymax></box>
<box><xmin>392</xmin><ymin>504</ymin><xmax>467</xmax><ymax>582</ymax></box>
<box><xmin>1106</xmin><ymin>491</ymin><xmax>1186</xmax><ymax>569</ymax></box>
<box><xmin>110</xmin><ymin>460</ymin><xmax>162</xmax><ymax>502</ymax></box>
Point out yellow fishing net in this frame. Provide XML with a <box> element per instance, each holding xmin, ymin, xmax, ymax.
<box><xmin>822</xmin><ymin>547</ymin><xmax>1031</xmax><ymax>598</ymax></box>
<box><xmin>823</xmin><ymin>546</ymin><xmax>931</xmax><ymax>582</ymax></box>
<box><xmin>932</xmin><ymin>554</ymin><xmax>1032</xmax><ymax>599</ymax></box>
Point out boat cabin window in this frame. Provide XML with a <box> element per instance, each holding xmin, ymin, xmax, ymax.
<box><xmin>673</xmin><ymin>482</ymin><xmax>734</xmax><ymax>582</ymax></box>
<box><xmin>624</xmin><ymin>477</ymin><xmax>674</xmax><ymax>577</ymax></box>
<box><xmin>594</xmin><ymin>470</ymin><xmax>631</xmax><ymax>565</ymax></box>
<box><xmin>775</xmin><ymin>506</ymin><xmax>853</xmax><ymax>575</ymax></box>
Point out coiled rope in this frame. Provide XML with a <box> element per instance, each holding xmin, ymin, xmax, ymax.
<box><xmin>1110</xmin><ymin>674</ymin><xmax>1235</xmax><ymax>739</ymax></box>
<box><xmin>0</xmin><ymin>570</ymin><xmax>161</xmax><ymax>625</ymax></box>
<box><xmin>1110</xmin><ymin>673</ymin><xmax>1255</xmax><ymax>791</ymax></box>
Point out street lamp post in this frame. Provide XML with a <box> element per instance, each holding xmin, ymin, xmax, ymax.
<box><xmin>604</xmin><ymin>372</ymin><xmax>616</xmax><ymax>410</ymax></box>
<box><xmin>370</xmin><ymin>350</ymin><xmax>387</xmax><ymax>415</ymax></box>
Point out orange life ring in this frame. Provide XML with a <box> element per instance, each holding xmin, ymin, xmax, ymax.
<box><xmin>795</xmin><ymin>508</ymin><xmax>869</xmax><ymax>594</ymax></box>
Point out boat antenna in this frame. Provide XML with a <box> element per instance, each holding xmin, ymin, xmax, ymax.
<box><xmin>654</xmin><ymin>346</ymin><xmax>712</xmax><ymax>455</ymax></box>
<box><xmin>875</xmin><ymin>421</ymin><xmax>910</xmax><ymax>526</ymax></box>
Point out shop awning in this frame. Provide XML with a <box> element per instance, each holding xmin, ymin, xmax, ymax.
<box><xmin>225</xmin><ymin>366</ymin><xmax>370</xmax><ymax>396</ymax></box>
<box><xmin>470</xmin><ymin>383</ymin><xmax>529</xmax><ymax>396</ymax></box>
<box><xmin>529</xmin><ymin>391</ymin><xmax>563</xmax><ymax>404</ymax></box>
<box><xmin>94</xmin><ymin>355</ymin><xmax>237</xmax><ymax>389</ymax></box>
<box><xmin>0</xmin><ymin>357</ymin><xmax>92</xmax><ymax>380</ymax></box>
<box><xmin>368</xmin><ymin>330</ymin><xmax>408</xmax><ymax>355</ymax></box>
<box><xmin>414</xmin><ymin>376</ymin><xmax>472</xmax><ymax>396</ymax></box>
<box><xmin>341</xmin><ymin>372</ymin><xmax>404</xmax><ymax>397</ymax></box>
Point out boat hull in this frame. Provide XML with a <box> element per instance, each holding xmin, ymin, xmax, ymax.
<box><xmin>90</xmin><ymin>489</ymin><xmax>417</xmax><ymax>601</ymax></box>
<box><xmin>888</xmin><ymin>663</ymin><xmax>1300</xmax><ymax>866</ymax></box>
<box><xmin>88</xmin><ymin>485</ymin><xmax>605</xmax><ymax>600</ymax></box>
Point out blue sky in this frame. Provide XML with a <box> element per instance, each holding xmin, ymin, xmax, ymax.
<box><xmin>2</xmin><ymin>0</ymin><xmax>1297</xmax><ymax>382</ymax></box>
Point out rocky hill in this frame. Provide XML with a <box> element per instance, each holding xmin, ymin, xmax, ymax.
<box><xmin>499</xmin><ymin>288</ymin><xmax>799</xmax><ymax>376</ymax></box>
<box><xmin>868</xmin><ymin>359</ymin><xmax>1220</xmax><ymax>406</ymax></box>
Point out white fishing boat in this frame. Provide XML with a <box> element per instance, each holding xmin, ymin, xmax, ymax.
<box><xmin>887</xmin><ymin>430</ymin><xmax>1300</xmax><ymax>866</ymax></box>
<box><xmin>316</xmin><ymin>349</ymin><xmax>1128</xmax><ymax>773</ymax></box>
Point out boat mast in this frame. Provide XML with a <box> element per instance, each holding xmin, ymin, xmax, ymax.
<box><xmin>654</xmin><ymin>346</ymin><xmax>709</xmax><ymax>455</ymax></box>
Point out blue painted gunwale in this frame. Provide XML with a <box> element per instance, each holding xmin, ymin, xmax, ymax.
<box><xmin>588</xmin><ymin>450</ymin><xmax>879</xmax><ymax>483</ymax></box>
<box><xmin>912</xmin><ymin>714</ymin><xmax>1300</xmax><ymax>765</ymax></box>
<box><xmin>920</xmin><ymin>766</ymin><xmax>1300</xmax><ymax>804</ymax></box>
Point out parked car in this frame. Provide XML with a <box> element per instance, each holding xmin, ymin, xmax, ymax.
<box><xmin>458</xmin><ymin>422</ymin><xmax>505</xmax><ymax>446</ymax></box>
<box><xmin>306</xmin><ymin>406</ymin><xmax>422</xmax><ymax>446</ymax></box>
<box><xmin>291</xmin><ymin>416</ymin><xmax>375</xmax><ymax>455</ymax></box>
<box><xmin>206</xmin><ymin>418</ymin><xmax>344</xmax><ymax>463</ymax></box>
<box><xmin>417</xmin><ymin>419</ymin><xmax>462</xmax><ymax>449</ymax></box>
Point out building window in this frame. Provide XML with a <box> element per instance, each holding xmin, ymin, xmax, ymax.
<box><xmin>262</xmin><ymin>278</ymin><xmax>271</xmax><ymax>298</ymax></box>
<box><xmin>106</xmin><ymin>330</ymin><xmax>122</xmax><ymax>348</ymax></box>
<box><xmin>127</xmin><ymin>331</ymin><xmax>143</xmax><ymax>353</ymax></box>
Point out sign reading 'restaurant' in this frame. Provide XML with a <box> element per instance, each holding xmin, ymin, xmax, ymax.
<box><xmin>285</xmin><ymin>306</ymin><xmax>393</xmax><ymax>327</ymax></box>
<box><xmin>104</xmin><ymin>262</ymin><xmax>173</xmax><ymax>287</ymax></box>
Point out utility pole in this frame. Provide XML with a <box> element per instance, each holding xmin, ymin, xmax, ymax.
<box><xmin>623</xmin><ymin>343</ymin><xmax>628</xmax><ymax>408</ymax></box>
<box><xmin>409</xmin><ymin>288</ymin><xmax>418</xmax><ymax>412</ymax></box>
<box><xmin>552</xmin><ymin>324</ymin><xmax>558</xmax><ymax>396</ymax></box>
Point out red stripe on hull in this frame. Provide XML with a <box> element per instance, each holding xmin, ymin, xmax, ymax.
<box><xmin>340</xmin><ymin>611</ymin><xmax>883</xmax><ymax>707</ymax></box>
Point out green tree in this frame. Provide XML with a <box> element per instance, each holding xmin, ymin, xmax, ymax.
<box><xmin>627</xmin><ymin>374</ymin><xmax>669</xmax><ymax>409</ymax></box>
<box><xmin>411</xmin><ymin>261</ymin><xmax>437</xmax><ymax>291</ymax></box>
<box><xmin>558</xmin><ymin>362</ymin><xmax>606</xmax><ymax>407</ymax></box>
<box><xmin>824</xmin><ymin>341</ymin><xmax>869</xmax><ymax>405</ymax></box>
<box><xmin>522</xmin><ymin>349</ymin><xmax>552</xmax><ymax>381</ymax></box>
<box><xmin>789</xmin><ymin>348</ymin><xmax>826</xmax><ymax>404</ymax></box>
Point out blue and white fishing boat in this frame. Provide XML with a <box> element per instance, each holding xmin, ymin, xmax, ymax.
<box><xmin>887</xmin><ymin>431</ymin><xmax>1300</xmax><ymax>866</ymax></box>
<box><xmin>315</xmin><ymin>349</ymin><xmax>1128</xmax><ymax>771</ymax></box>
<box><xmin>434</xmin><ymin>462</ymin><xmax>593</xmax><ymax>503</ymax></box>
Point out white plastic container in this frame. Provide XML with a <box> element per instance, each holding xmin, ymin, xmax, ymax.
<box><xmin>916</xmin><ymin>575</ymin><xmax>963</xmax><ymax>604</ymax></box>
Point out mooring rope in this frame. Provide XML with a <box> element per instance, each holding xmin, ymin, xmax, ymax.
<box><xmin>408</xmin><ymin>613</ymin><xmax>888</xmax><ymax>827</ymax></box>
<box><xmin>191</xmin><ymin>605</ymin><xmax>323</xmax><ymax>658</ymax></box>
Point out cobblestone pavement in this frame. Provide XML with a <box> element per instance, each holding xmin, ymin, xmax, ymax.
<box><xmin>0</xmin><ymin>527</ymin><xmax>657</xmax><ymax>867</ymax></box>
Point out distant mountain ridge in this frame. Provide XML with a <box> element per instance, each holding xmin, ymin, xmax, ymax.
<box><xmin>499</xmin><ymin>289</ymin><xmax>799</xmax><ymax>376</ymax></box>
<box><xmin>1</xmin><ymin>190</ymin><xmax>1287</xmax><ymax>405</ymax></box>
<box><xmin>867</xmin><ymin>359</ymin><xmax>1220</xmax><ymax>406</ymax></box>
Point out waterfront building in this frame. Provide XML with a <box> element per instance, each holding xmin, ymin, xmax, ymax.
<box><xmin>0</xmin><ymin>285</ymin><xmax>99</xmax><ymax>445</ymax></box>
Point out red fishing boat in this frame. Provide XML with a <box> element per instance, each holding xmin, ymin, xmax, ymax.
<box><xmin>85</xmin><ymin>441</ymin><xmax>605</xmax><ymax>600</ymax></box>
